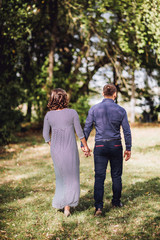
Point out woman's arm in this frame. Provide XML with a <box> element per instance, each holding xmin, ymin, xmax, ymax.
<box><xmin>80</xmin><ymin>137</ymin><xmax>91</xmax><ymax>156</ymax></box>
<box><xmin>43</xmin><ymin>113</ymin><xmax>51</xmax><ymax>143</ymax></box>
<box><xmin>73</xmin><ymin>111</ymin><xmax>91</xmax><ymax>156</ymax></box>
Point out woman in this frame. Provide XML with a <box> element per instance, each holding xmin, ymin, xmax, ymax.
<box><xmin>43</xmin><ymin>88</ymin><xmax>90</xmax><ymax>217</ymax></box>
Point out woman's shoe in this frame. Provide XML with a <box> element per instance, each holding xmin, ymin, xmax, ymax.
<box><xmin>64</xmin><ymin>209</ymin><xmax>71</xmax><ymax>217</ymax></box>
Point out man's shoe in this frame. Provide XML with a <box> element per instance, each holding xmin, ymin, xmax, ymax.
<box><xmin>94</xmin><ymin>208</ymin><xmax>102</xmax><ymax>216</ymax></box>
<box><xmin>112</xmin><ymin>202</ymin><xmax>123</xmax><ymax>208</ymax></box>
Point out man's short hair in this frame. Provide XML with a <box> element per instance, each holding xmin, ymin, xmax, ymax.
<box><xmin>103</xmin><ymin>84</ymin><xmax>117</xmax><ymax>96</ymax></box>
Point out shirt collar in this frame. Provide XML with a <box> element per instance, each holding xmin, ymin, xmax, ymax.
<box><xmin>102</xmin><ymin>98</ymin><xmax>115</xmax><ymax>103</ymax></box>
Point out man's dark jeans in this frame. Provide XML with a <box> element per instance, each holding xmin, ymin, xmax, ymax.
<box><xmin>94</xmin><ymin>139</ymin><xmax>123</xmax><ymax>210</ymax></box>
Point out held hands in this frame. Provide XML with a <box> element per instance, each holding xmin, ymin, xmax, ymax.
<box><xmin>80</xmin><ymin>138</ymin><xmax>91</xmax><ymax>157</ymax></box>
<box><xmin>124</xmin><ymin>150</ymin><xmax>131</xmax><ymax>161</ymax></box>
<box><xmin>81</xmin><ymin>146</ymin><xmax>92</xmax><ymax>157</ymax></box>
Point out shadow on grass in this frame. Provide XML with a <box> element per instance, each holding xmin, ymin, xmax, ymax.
<box><xmin>0</xmin><ymin>176</ymin><xmax>159</xmax><ymax>239</ymax></box>
<box><xmin>0</xmin><ymin>131</ymin><xmax>44</xmax><ymax>161</ymax></box>
<box><xmin>0</xmin><ymin>176</ymin><xmax>159</xmax><ymax>208</ymax></box>
<box><xmin>122</xmin><ymin>177</ymin><xmax>160</xmax><ymax>203</ymax></box>
<box><xmin>0</xmin><ymin>182</ymin><xmax>32</xmax><ymax>205</ymax></box>
<box><xmin>76</xmin><ymin>177</ymin><xmax>160</xmax><ymax>218</ymax></box>
<box><xmin>75</xmin><ymin>189</ymin><xmax>94</xmax><ymax>213</ymax></box>
<box><xmin>0</xmin><ymin>174</ymin><xmax>54</xmax><ymax>232</ymax></box>
<box><xmin>50</xmin><ymin>215</ymin><xmax>160</xmax><ymax>240</ymax></box>
<box><xmin>76</xmin><ymin>177</ymin><xmax>160</xmax><ymax>214</ymax></box>
<box><xmin>134</xmin><ymin>144</ymin><xmax>160</xmax><ymax>153</ymax></box>
<box><xmin>0</xmin><ymin>178</ymin><xmax>33</xmax><ymax>230</ymax></box>
<box><xmin>0</xmin><ymin>175</ymin><xmax>53</xmax><ymax>205</ymax></box>
<box><xmin>102</xmin><ymin>177</ymin><xmax>160</xmax><ymax>214</ymax></box>
<box><xmin>48</xmin><ymin>177</ymin><xmax>160</xmax><ymax>239</ymax></box>
<box><xmin>123</xmin><ymin>215</ymin><xmax>160</xmax><ymax>240</ymax></box>
<box><xmin>49</xmin><ymin>220</ymin><xmax>90</xmax><ymax>240</ymax></box>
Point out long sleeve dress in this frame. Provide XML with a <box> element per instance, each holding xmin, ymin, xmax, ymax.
<box><xmin>43</xmin><ymin>108</ymin><xmax>84</xmax><ymax>209</ymax></box>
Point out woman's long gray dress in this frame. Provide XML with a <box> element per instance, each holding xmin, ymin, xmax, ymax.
<box><xmin>43</xmin><ymin>108</ymin><xmax>84</xmax><ymax>209</ymax></box>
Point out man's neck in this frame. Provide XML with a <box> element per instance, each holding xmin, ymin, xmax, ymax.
<box><xmin>104</xmin><ymin>96</ymin><xmax>115</xmax><ymax>100</ymax></box>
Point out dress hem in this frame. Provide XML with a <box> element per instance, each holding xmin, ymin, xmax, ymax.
<box><xmin>52</xmin><ymin>202</ymin><xmax>79</xmax><ymax>209</ymax></box>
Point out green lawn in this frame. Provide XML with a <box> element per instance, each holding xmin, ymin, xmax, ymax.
<box><xmin>0</xmin><ymin>126</ymin><xmax>160</xmax><ymax>240</ymax></box>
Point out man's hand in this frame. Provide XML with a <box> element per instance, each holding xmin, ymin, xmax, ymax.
<box><xmin>124</xmin><ymin>150</ymin><xmax>131</xmax><ymax>161</ymax></box>
<box><xmin>81</xmin><ymin>147</ymin><xmax>85</xmax><ymax>152</ymax></box>
<box><xmin>81</xmin><ymin>146</ymin><xmax>92</xmax><ymax>157</ymax></box>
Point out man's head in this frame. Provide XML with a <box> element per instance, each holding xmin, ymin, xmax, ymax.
<box><xmin>103</xmin><ymin>84</ymin><xmax>117</xmax><ymax>99</ymax></box>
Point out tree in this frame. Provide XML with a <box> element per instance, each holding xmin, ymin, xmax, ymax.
<box><xmin>1</xmin><ymin>0</ymin><xmax>160</xmax><ymax>145</ymax></box>
<box><xmin>102</xmin><ymin>0</ymin><xmax>160</xmax><ymax>122</ymax></box>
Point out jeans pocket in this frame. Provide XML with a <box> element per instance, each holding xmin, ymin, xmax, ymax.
<box><xmin>94</xmin><ymin>144</ymin><xmax>104</xmax><ymax>155</ymax></box>
<box><xmin>95</xmin><ymin>145</ymin><xmax>104</xmax><ymax>147</ymax></box>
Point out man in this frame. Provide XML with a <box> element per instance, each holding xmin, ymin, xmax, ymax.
<box><xmin>82</xmin><ymin>84</ymin><xmax>132</xmax><ymax>216</ymax></box>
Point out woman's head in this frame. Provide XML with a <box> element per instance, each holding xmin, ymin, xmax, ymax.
<box><xmin>47</xmin><ymin>88</ymin><xmax>69</xmax><ymax>110</ymax></box>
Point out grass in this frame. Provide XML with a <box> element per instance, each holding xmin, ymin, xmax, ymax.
<box><xmin>0</xmin><ymin>126</ymin><xmax>160</xmax><ymax>240</ymax></box>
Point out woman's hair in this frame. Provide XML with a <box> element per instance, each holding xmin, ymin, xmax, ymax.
<box><xmin>47</xmin><ymin>88</ymin><xmax>69</xmax><ymax>110</ymax></box>
<box><xmin>103</xmin><ymin>84</ymin><xmax>117</xmax><ymax>96</ymax></box>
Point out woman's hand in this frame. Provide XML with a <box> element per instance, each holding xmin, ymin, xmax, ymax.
<box><xmin>48</xmin><ymin>141</ymin><xmax>51</xmax><ymax>146</ymax></box>
<box><xmin>80</xmin><ymin>138</ymin><xmax>91</xmax><ymax>157</ymax></box>
<box><xmin>82</xmin><ymin>146</ymin><xmax>92</xmax><ymax>157</ymax></box>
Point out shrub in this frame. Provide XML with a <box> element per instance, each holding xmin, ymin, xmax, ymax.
<box><xmin>70</xmin><ymin>95</ymin><xmax>90</xmax><ymax>127</ymax></box>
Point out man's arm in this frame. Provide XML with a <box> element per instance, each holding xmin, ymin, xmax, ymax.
<box><xmin>81</xmin><ymin>107</ymin><xmax>94</xmax><ymax>148</ymax></box>
<box><xmin>84</xmin><ymin>107</ymin><xmax>94</xmax><ymax>140</ymax></box>
<box><xmin>122</xmin><ymin>111</ymin><xmax>132</xmax><ymax>161</ymax></box>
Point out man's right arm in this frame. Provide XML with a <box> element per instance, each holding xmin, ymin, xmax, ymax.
<box><xmin>81</xmin><ymin>107</ymin><xmax>94</xmax><ymax>148</ymax></box>
<box><xmin>84</xmin><ymin>107</ymin><xmax>94</xmax><ymax>141</ymax></box>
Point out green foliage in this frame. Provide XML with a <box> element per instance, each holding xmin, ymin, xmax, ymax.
<box><xmin>108</xmin><ymin>0</ymin><xmax>160</xmax><ymax>63</ymax></box>
<box><xmin>70</xmin><ymin>95</ymin><xmax>90</xmax><ymax>126</ymax></box>
<box><xmin>0</xmin><ymin>0</ymin><xmax>50</xmax><ymax>141</ymax></box>
<box><xmin>1</xmin><ymin>0</ymin><xmax>160</xmax><ymax>144</ymax></box>
<box><xmin>32</xmin><ymin>58</ymin><xmax>49</xmax><ymax>121</ymax></box>
<box><xmin>0</xmin><ymin>77</ymin><xmax>24</xmax><ymax>145</ymax></box>
<box><xmin>0</xmin><ymin>0</ymin><xmax>27</xmax><ymax>145</ymax></box>
<box><xmin>0</xmin><ymin>109</ymin><xmax>23</xmax><ymax>145</ymax></box>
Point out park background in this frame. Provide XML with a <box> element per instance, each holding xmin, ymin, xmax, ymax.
<box><xmin>0</xmin><ymin>0</ymin><xmax>160</xmax><ymax>239</ymax></box>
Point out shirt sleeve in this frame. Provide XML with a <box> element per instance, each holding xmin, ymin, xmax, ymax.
<box><xmin>122</xmin><ymin>111</ymin><xmax>132</xmax><ymax>151</ymax></box>
<box><xmin>83</xmin><ymin>107</ymin><xmax>94</xmax><ymax>141</ymax></box>
<box><xmin>73</xmin><ymin>111</ymin><xmax>85</xmax><ymax>139</ymax></box>
<box><xmin>43</xmin><ymin>113</ymin><xmax>51</xmax><ymax>143</ymax></box>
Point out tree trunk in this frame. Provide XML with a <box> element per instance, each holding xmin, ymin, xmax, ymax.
<box><xmin>48</xmin><ymin>46</ymin><xmax>54</xmax><ymax>86</ymax></box>
<box><xmin>47</xmin><ymin>0</ymin><xmax>58</xmax><ymax>93</ymax></box>
<box><xmin>113</xmin><ymin>66</ymin><xmax>118</xmax><ymax>103</ymax></box>
<box><xmin>23</xmin><ymin>52</ymin><xmax>33</xmax><ymax>122</ymax></box>
<box><xmin>26</xmin><ymin>100</ymin><xmax>32</xmax><ymax>122</ymax></box>
<box><xmin>130</xmin><ymin>71</ymin><xmax>136</xmax><ymax>123</ymax></box>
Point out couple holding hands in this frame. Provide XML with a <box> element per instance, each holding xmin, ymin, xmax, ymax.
<box><xmin>43</xmin><ymin>84</ymin><xmax>132</xmax><ymax>217</ymax></box>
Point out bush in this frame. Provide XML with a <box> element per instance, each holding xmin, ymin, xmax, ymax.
<box><xmin>0</xmin><ymin>109</ymin><xmax>24</xmax><ymax>145</ymax></box>
<box><xmin>70</xmin><ymin>95</ymin><xmax>90</xmax><ymax>127</ymax></box>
